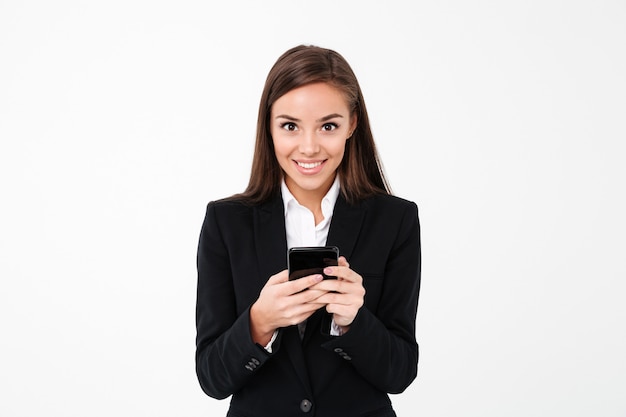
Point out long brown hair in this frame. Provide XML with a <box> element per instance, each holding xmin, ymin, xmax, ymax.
<box><xmin>232</xmin><ymin>44</ymin><xmax>391</xmax><ymax>205</ymax></box>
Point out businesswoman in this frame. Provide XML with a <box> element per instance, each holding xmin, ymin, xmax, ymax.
<box><xmin>196</xmin><ymin>45</ymin><xmax>421</xmax><ymax>417</ymax></box>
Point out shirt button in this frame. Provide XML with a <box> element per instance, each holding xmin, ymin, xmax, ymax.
<box><xmin>300</xmin><ymin>399</ymin><xmax>312</xmax><ymax>413</ymax></box>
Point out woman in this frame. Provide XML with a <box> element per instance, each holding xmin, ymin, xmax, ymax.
<box><xmin>196</xmin><ymin>45</ymin><xmax>421</xmax><ymax>417</ymax></box>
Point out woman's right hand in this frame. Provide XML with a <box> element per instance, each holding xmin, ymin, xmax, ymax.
<box><xmin>249</xmin><ymin>270</ymin><xmax>326</xmax><ymax>346</ymax></box>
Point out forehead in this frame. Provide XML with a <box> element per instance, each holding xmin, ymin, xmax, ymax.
<box><xmin>271</xmin><ymin>82</ymin><xmax>350</xmax><ymax>117</ymax></box>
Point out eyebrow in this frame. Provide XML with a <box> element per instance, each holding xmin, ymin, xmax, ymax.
<box><xmin>274</xmin><ymin>113</ymin><xmax>344</xmax><ymax>123</ymax></box>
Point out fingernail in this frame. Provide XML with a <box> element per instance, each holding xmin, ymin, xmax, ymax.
<box><xmin>323</xmin><ymin>267</ymin><xmax>333</xmax><ymax>275</ymax></box>
<box><xmin>315</xmin><ymin>274</ymin><xmax>324</xmax><ymax>281</ymax></box>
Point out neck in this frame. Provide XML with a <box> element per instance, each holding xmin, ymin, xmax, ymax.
<box><xmin>293</xmin><ymin>191</ymin><xmax>324</xmax><ymax>222</ymax></box>
<box><xmin>285</xmin><ymin>177</ymin><xmax>335</xmax><ymax>224</ymax></box>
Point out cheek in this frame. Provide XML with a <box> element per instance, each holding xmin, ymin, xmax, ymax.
<box><xmin>272</xmin><ymin>137</ymin><xmax>294</xmax><ymax>167</ymax></box>
<box><xmin>272</xmin><ymin>137</ymin><xmax>287</xmax><ymax>157</ymax></box>
<box><xmin>329</xmin><ymin>140</ymin><xmax>348</xmax><ymax>158</ymax></box>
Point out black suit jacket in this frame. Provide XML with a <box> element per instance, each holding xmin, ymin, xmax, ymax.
<box><xmin>196</xmin><ymin>192</ymin><xmax>421</xmax><ymax>417</ymax></box>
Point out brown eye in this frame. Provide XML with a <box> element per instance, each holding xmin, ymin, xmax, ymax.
<box><xmin>281</xmin><ymin>122</ymin><xmax>297</xmax><ymax>132</ymax></box>
<box><xmin>322</xmin><ymin>123</ymin><xmax>338</xmax><ymax>131</ymax></box>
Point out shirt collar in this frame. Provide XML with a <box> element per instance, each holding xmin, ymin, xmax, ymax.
<box><xmin>281</xmin><ymin>176</ymin><xmax>341</xmax><ymax>216</ymax></box>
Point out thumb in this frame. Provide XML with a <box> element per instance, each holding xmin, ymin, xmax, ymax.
<box><xmin>267</xmin><ymin>269</ymin><xmax>289</xmax><ymax>285</ymax></box>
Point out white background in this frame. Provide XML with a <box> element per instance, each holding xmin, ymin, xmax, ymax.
<box><xmin>1</xmin><ymin>1</ymin><xmax>625</xmax><ymax>416</ymax></box>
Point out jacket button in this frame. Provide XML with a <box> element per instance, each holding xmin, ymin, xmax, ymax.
<box><xmin>300</xmin><ymin>399</ymin><xmax>312</xmax><ymax>412</ymax></box>
<box><xmin>333</xmin><ymin>347</ymin><xmax>343</xmax><ymax>353</ymax></box>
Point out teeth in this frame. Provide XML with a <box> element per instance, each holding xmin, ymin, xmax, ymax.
<box><xmin>297</xmin><ymin>161</ymin><xmax>322</xmax><ymax>169</ymax></box>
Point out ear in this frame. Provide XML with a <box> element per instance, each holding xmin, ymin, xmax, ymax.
<box><xmin>348</xmin><ymin>113</ymin><xmax>358</xmax><ymax>138</ymax></box>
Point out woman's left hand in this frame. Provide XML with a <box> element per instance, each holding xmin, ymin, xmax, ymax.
<box><xmin>309</xmin><ymin>256</ymin><xmax>365</xmax><ymax>331</ymax></box>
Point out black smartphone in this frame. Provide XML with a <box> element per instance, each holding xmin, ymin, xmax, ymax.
<box><xmin>288</xmin><ymin>246</ymin><xmax>339</xmax><ymax>281</ymax></box>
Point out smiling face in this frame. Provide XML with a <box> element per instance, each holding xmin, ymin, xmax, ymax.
<box><xmin>270</xmin><ymin>82</ymin><xmax>357</xmax><ymax>207</ymax></box>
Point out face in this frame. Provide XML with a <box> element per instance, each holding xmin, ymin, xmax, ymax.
<box><xmin>270</xmin><ymin>82</ymin><xmax>356</xmax><ymax>205</ymax></box>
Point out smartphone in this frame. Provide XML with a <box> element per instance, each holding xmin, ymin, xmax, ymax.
<box><xmin>288</xmin><ymin>246</ymin><xmax>339</xmax><ymax>281</ymax></box>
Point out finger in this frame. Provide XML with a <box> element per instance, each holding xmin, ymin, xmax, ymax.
<box><xmin>289</xmin><ymin>274</ymin><xmax>324</xmax><ymax>294</ymax></box>
<box><xmin>322</xmin><ymin>265</ymin><xmax>359</xmax><ymax>283</ymax></box>
<box><xmin>322</xmin><ymin>257</ymin><xmax>350</xmax><ymax>280</ymax></box>
<box><xmin>325</xmin><ymin>303</ymin><xmax>350</xmax><ymax>315</ymax></box>
<box><xmin>297</xmin><ymin>288</ymin><xmax>328</xmax><ymax>303</ymax></box>
<box><xmin>325</xmin><ymin>304</ymin><xmax>358</xmax><ymax>325</ymax></box>
<box><xmin>288</xmin><ymin>303</ymin><xmax>327</xmax><ymax>325</ymax></box>
<box><xmin>314</xmin><ymin>281</ymin><xmax>365</xmax><ymax>302</ymax></box>
<box><xmin>310</xmin><ymin>279</ymin><xmax>345</xmax><ymax>294</ymax></box>
<box><xmin>325</xmin><ymin>294</ymin><xmax>363</xmax><ymax>311</ymax></box>
<box><xmin>315</xmin><ymin>290</ymin><xmax>353</xmax><ymax>305</ymax></box>
<box><xmin>267</xmin><ymin>269</ymin><xmax>289</xmax><ymax>284</ymax></box>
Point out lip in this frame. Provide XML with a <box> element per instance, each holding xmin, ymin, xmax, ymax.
<box><xmin>293</xmin><ymin>159</ymin><xmax>326</xmax><ymax>175</ymax></box>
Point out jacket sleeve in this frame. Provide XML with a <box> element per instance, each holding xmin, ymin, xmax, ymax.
<box><xmin>322</xmin><ymin>201</ymin><xmax>421</xmax><ymax>393</ymax></box>
<box><xmin>195</xmin><ymin>202</ymin><xmax>278</xmax><ymax>399</ymax></box>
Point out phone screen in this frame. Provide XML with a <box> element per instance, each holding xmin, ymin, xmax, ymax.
<box><xmin>288</xmin><ymin>246</ymin><xmax>339</xmax><ymax>281</ymax></box>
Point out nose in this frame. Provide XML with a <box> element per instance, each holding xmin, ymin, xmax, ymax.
<box><xmin>299</xmin><ymin>130</ymin><xmax>320</xmax><ymax>155</ymax></box>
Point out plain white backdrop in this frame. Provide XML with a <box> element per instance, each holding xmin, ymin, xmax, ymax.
<box><xmin>1</xmin><ymin>1</ymin><xmax>625</xmax><ymax>416</ymax></box>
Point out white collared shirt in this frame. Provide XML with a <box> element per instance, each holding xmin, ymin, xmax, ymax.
<box><xmin>281</xmin><ymin>176</ymin><xmax>340</xmax><ymax>248</ymax></box>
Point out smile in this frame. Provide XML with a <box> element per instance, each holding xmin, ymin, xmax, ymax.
<box><xmin>296</xmin><ymin>161</ymin><xmax>323</xmax><ymax>169</ymax></box>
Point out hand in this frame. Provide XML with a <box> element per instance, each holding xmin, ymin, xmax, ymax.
<box><xmin>250</xmin><ymin>270</ymin><xmax>328</xmax><ymax>345</ymax></box>
<box><xmin>309</xmin><ymin>256</ymin><xmax>365</xmax><ymax>331</ymax></box>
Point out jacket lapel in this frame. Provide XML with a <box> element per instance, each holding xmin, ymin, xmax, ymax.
<box><xmin>254</xmin><ymin>194</ymin><xmax>288</xmax><ymax>283</ymax></box>
<box><xmin>326</xmin><ymin>194</ymin><xmax>366</xmax><ymax>260</ymax></box>
<box><xmin>254</xmin><ymin>192</ymin><xmax>366</xmax><ymax>275</ymax></box>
